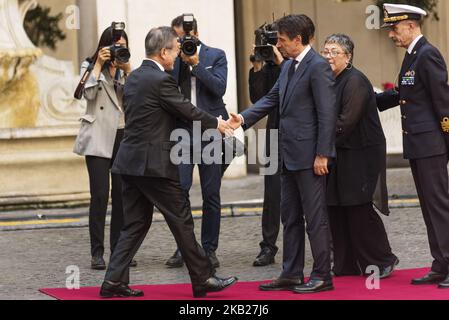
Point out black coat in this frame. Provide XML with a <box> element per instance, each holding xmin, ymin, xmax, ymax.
<box><xmin>112</xmin><ymin>60</ymin><xmax>218</xmax><ymax>180</ymax></box>
<box><xmin>327</xmin><ymin>67</ymin><xmax>389</xmax><ymax>215</ymax></box>
<box><xmin>377</xmin><ymin>37</ymin><xmax>449</xmax><ymax>160</ymax></box>
<box><xmin>248</xmin><ymin>62</ymin><xmax>282</xmax><ymax>159</ymax></box>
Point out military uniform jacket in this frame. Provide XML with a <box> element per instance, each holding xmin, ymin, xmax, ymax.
<box><xmin>379</xmin><ymin>37</ymin><xmax>449</xmax><ymax>160</ymax></box>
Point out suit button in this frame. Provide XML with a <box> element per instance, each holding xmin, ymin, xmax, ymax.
<box><xmin>402</xmin><ymin>115</ymin><xmax>407</xmax><ymax>119</ymax></box>
<box><xmin>400</xmin><ymin>100</ymin><xmax>407</xmax><ymax>105</ymax></box>
<box><xmin>403</xmin><ymin>130</ymin><xmax>408</xmax><ymax>135</ymax></box>
<box><xmin>98</xmin><ymin>87</ymin><xmax>103</xmax><ymax>91</ymax></box>
<box><xmin>100</xmin><ymin>106</ymin><xmax>104</xmax><ymax>110</ymax></box>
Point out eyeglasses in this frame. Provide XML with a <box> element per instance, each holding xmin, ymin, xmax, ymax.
<box><xmin>320</xmin><ymin>50</ymin><xmax>345</xmax><ymax>58</ymax></box>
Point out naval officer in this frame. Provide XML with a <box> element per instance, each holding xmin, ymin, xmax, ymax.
<box><xmin>378</xmin><ymin>3</ymin><xmax>449</xmax><ymax>289</ymax></box>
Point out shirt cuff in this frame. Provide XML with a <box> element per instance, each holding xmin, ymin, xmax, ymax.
<box><xmin>85</xmin><ymin>72</ymin><xmax>105</xmax><ymax>89</ymax></box>
<box><xmin>239</xmin><ymin>115</ymin><xmax>245</xmax><ymax>125</ymax></box>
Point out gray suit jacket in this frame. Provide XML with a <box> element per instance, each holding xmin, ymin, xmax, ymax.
<box><xmin>241</xmin><ymin>49</ymin><xmax>337</xmax><ymax>171</ymax></box>
<box><xmin>73</xmin><ymin>61</ymin><xmax>125</xmax><ymax>159</ymax></box>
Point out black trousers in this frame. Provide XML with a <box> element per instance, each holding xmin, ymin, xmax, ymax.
<box><xmin>179</xmin><ymin>162</ymin><xmax>222</xmax><ymax>253</ymax></box>
<box><xmin>410</xmin><ymin>154</ymin><xmax>449</xmax><ymax>275</ymax></box>
<box><xmin>105</xmin><ymin>175</ymin><xmax>214</xmax><ymax>285</ymax></box>
<box><xmin>86</xmin><ymin>129</ymin><xmax>124</xmax><ymax>258</ymax></box>
<box><xmin>280</xmin><ymin>169</ymin><xmax>332</xmax><ymax>281</ymax></box>
<box><xmin>328</xmin><ymin>204</ymin><xmax>397</xmax><ymax>276</ymax></box>
<box><xmin>260</xmin><ymin>170</ymin><xmax>281</xmax><ymax>254</ymax></box>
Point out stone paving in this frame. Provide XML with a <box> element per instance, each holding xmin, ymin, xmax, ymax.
<box><xmin>0</xmin><ymin>169</ymin><xmax>434</xmax><ymax>300</ymax></box>
<box><xmin>0</xmin><ymin>206</ymin><xmax>433</xmax><ymax>300</ymax></box>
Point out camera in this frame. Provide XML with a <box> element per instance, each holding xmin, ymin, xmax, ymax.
<box><xmin>108</xmin><ymin>22</ymin><xmax>131</xmax><ymax>64</ymax></box>
<box><xmin>180</xmin><ymin>14</ymin><xmax>200</xmax><ymax>56</ymax></box>
<box><xmin>254</xmin><ymin>23</ymin><xmax>278</xmax><ymax>62</ymax></box>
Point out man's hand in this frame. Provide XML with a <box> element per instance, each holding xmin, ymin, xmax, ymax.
<box><xmin>218</xmin><ymin>118</ymin><xmax>234</xmax><ymax>137</ymax></box>
<box><xmin>115</xmin><ymin>61</ymin><xmax>132</xmax><ymax>75</ymax></box>
<box><xmin>271</xmin><ymin>45</ymin><xmax>284</xmax><ymax>66</ymax></box>
<box><xmin>314</xmin><ymin>155</ymin><xmax>329</xmax><ymax>176</ymax></box>
<box><xmin>227</xmin><ymin>112</ymin><xmax>243</xmax><ymax>130</ymax></box>
<box><xmin>181</xmin><ymin>52</ymin><xmax>200</xmax><ymax>67</ymax></box>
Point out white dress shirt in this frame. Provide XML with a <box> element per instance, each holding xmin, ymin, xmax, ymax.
<box><xmin>294</xmin><ymin>45</ymin><xmax>312</xmax><ymax>70</ymax></box>
<box><xmin>408</xmin><ymin>34</ymin><xmax>424</xmax><ymax>54</ymax></box>
<box><xmin>239</xmin><ymin>45</ymin><xmax>312</xmax><ymax>125</ymax></box>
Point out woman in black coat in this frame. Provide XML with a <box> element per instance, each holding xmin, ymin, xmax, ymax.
<box><xmin>321</xmin><ymin>34</ymin><xmax>399</xmax><ymax>278</ymax></box>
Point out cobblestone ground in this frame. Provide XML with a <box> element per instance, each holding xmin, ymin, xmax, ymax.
<box><xmin>0</xmin><ymin>206</ymin><xmax>432</xmax><ymax>300</ymax></box>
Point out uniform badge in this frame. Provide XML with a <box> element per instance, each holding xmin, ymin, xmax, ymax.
<box><xmin>441</xmin><ymin>117</ymin><xmax>449</xmax><ymax>133</ymax></box>
<box><xmin>402</xmin><ymin>70</ymin><xmax>415</xmax><ymax>86</ymax></box>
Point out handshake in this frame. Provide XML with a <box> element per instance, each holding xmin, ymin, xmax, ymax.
<box><xmin>217</xmin><ymin>113</ymin><xmax>244</xmax><ymax>137</ymax></box>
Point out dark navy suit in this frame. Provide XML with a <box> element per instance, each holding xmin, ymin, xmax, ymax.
<box><xmin>378</xmin><ymin>37</ymin><xmax>449</xmax><ymax>275</ymax></box>
<box><xmin>171</xmin><ymin>43</ymin><xmax>228</xmax><ymax>254</ymax></box>
<box><xmin>241</xmin><ymin>48</ymin><xmax>337</xmax><ymax>280</ymax></box>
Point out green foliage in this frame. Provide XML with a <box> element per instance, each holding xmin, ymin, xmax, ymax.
<box><xmin>23</xmin><ymin>4</ymin><xmax>66</xmax><ymax>51</ymax></box>
<box><xmin>376</xmin><ymin>0</ymin><xmax>439</xmax><ymax>21</ymax></box>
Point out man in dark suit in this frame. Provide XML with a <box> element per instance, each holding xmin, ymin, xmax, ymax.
<box><xmin>99</xmin><ymin>27</ymin><xmax>237</xmax><ymax>299</ymax></box>
<box><xmin>229</xmin><ymin>14</ymin><xmax>337</xmax><ymax>294</ymax></box>
<box><xmin>379</xmin><ymin>3</ymin><xmax>449</xmax><ymax>289</ymax></box>
<box><xmin>165</xmin><ymin>15</ymin><xmax>229</xmax><ymax>269</ymax></box>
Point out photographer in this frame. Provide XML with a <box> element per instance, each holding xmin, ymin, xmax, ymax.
<box><xmin>165</xmin><ymin>14</ymin><xmax>228</xmax><ymax>269</ymax></box>
<box><xmin>249</xmin><ymin>33</ymin><xmax>286</xmax><ymax>267</ymax></box>
<box><xmin>73</xmin><ymin>24</ymin><xmax>136</xmax><ymax>271</ymax></box>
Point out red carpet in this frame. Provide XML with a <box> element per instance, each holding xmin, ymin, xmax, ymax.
<box><xmin>40</xmin><ymin>268</ymin><xmax>449</xmax><ymax>300</ymax></box>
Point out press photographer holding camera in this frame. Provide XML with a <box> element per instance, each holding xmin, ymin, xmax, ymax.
<box><xmin>248</xmin><ymin>22</ymin><xmax>286</xmax><ymax>268</ymax></box>
<box><xmin>73</xmin><ymin>23</ymin><xmax>136</xmax><ymax>271</ymax></box>
<box><xmin>165</xmin><ymin>14</ymin><xmax>229</xmax><ymax>269</ymax></box>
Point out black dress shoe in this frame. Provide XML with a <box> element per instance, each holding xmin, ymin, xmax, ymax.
<box><xmin>411</xmin><ymin>271</ymin><xmax>447</xmax><ymax>285</ymax></box>
<box><xmin>91</xmin><ymin>256</ymin><xmax>106</xmax><ymax>270</ymax></box>
<box><xmin>207</xmin><ymin>251</ymin><xmax>220</xmax><ymax>268</ymax></box>
<box><xmin>129</xmin><ymin>259</ymin><xmax>138</xmax><ymax>268</ymax></box>
<box><xmin>100</xmin><ymin>281</ymin><xmax>144</xmax><ymax>298</ymax></box>
<box><xmin>192</xmin><ymin>276</ymin><xmax>238</xmax><ymax>298</ymax></box>
<box><xmin>293</xmin><ymin>279</ymin><xmax>334</xmax><ymax>294</ymax></box>
<box><xmin>379</xmin><ymin>258</ymin><xmax>400</xmax><ymax>279</ymax></box>
<box><xmin>438</xmin><ymin>276</ymin><xmax>449</xmax><ymax>289</ymax></box>
<box><xmin>259</xmin><ymin>278</ymin><xmax>304</xmax><ymax>291</ymax></box>
<box><xmin>165</xmin><ymin>249</ymin><xmax>184</xmax><ymax>268</ymax></box>
<box><xmin>253</xmin><ymin>248</ymin><xmax>276</xmax><ymax>267</ymax></box>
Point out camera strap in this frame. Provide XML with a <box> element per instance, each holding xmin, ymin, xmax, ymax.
<box><xmin>74</xmin><ymin>61</ymin><xmax>95</xmax><ymax>100</ymax></box>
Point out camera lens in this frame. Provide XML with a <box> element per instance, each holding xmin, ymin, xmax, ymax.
<box><xmin>115</xmin><ymin>47</ymin><xmax>131</xmax><ymax>63</ymax></box>
<box><xmin>109</xmin><ymin>45</ymin><xmax>130</xmax><ymax>64</ymax></box>
<box><xmin>182</xmin><ymin>39</ymin><xmax>197</xmax><ymax>56</ymax></box>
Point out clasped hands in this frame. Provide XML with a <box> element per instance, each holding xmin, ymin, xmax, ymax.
<box><xmin>217</xmin><ymin>113</ymin><xmax>243</xmax><ymax>138</ymax></box>
<box><xmin>219</xmin><ymin>113</ymin><xmax>329</xmax><ymax>177</ymax></box>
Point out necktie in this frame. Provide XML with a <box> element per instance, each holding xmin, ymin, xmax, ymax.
<box><xmin>286</xmin><ymin>60</ymin><xmax>299</xmax><ymax>91</ymax></box>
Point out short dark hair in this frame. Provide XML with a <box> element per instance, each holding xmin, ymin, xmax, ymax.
<box><xmin>171</xmin><ymin>15</ymin><xmax>198</xmax><ymax>34</ymax></box>
<box><xmin>145</xmin><ymin>27</ymin><xmax>178</xmax><ymax>57</ymax></box>
<box><xmin>276</xmin><ymin>14</ymin><xmax>315</xmax><ymax>45</ymax></box>
<box><xmin>325</xmin><ymin>34</ymin><xmax>355</xmax><ymax>63</ymax></box>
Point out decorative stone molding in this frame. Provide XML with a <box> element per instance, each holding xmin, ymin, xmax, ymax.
<box><xmin>0</xmin><ymin>0</ymin><xmax>85</xmax><ymax>130</ymax></box>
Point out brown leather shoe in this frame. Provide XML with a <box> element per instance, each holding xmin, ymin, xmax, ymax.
<box><xmin>259</xmin><ymin>278</ymin><xmax>304</xmax><ymax>291</ymax></box>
